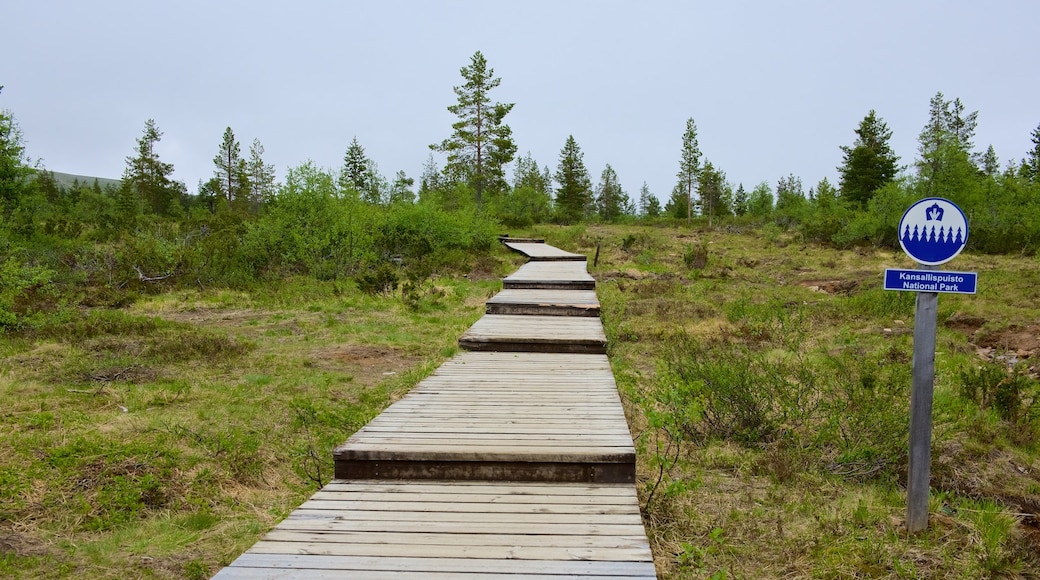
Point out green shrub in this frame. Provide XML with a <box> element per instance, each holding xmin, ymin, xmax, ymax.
<box><xmin>0</xmin><ymin>256</ymin><xmax>60</xmax><ymax>330</ymax></box>
<box><xmin>959</xmin><ymin>360</ymin><xmax>1039</xmax><ymax>426</ymax></box>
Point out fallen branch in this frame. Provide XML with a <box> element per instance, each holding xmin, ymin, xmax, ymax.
<box><xmin>133</xmin><ymin>265</ymin><xmax>174</xmax><ymax>282</ymax></box>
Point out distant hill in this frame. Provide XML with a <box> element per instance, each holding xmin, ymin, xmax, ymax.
<box><xmin>45</xmin><ymin>170</ymin><xmax>122</xmax><ymax>191</ymax></box>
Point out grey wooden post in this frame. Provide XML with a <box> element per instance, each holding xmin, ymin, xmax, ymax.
<box><xmin>906</xmin><ymin>266</ymin><xmax>939</xmax><ymax>533</ymax></box>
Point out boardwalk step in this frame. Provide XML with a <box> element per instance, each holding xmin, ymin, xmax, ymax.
<box><xmin>459</xmin><ymin>315</ymin><xmax>607</xmax><ymax>354</ymax></box>
<box><xmin>334</xmin><ymin>352</ymin><xmax>632</xmax><ymax>483</ymax></box>
<box><xmin>486</xmin><ymin>289</ymin><xmax>601</xmax><ymax>317</ymax></box>
<box><xmin>503</xmin><ymin>241</ymin><xmax>587</xmax><ymax>261</ymax></box>
<box><xmin>502</xmin><ymin>260</ymin><xmax>596</xmax><ymax>290</ymax></box>
<box><xmin>213</xmin><ymin>481</ymin><xmax>655</xmax><ymax>579</ymax></box>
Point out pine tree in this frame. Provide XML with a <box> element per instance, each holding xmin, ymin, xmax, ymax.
<box><xmin>698</xmin><ymin>160</ymin><xmax>728</xmax><ymax>226</ymax></box>
<box><xmin>675</xmin><ymin>117</ymin><xmax>702</xmax><ymax>224</ymax></box>
<box><xmin>389</xmin><ymin>170</ymin><xmax>415</xmax><ymax>205</ymax></box>
<box><xmin>916</xmin><ymin>92</ymin><xmax>980</xmax><ymax>202</ymax></box>
<box><xmin>432</xmin><ymin>51</ymin><xmax>517</xmax><ymax>207</ymax></box>
<box><xmin>554</xmin><ymin>135</ymin><xmax>592</xmax><ymax>224</ymax></box>
<box><xmin>637</xmin><ymin>182</ymin><xmax>653</xmax><ymax>216</ymax></box>
<box><xmin>247</xmin><ymin>138</ymin><xmax>276</xmax><ymax>208</ymax></box>
<box><xmin>837</xmin><ymin>110</ymin><xmax>899</xmax><ymax>207</ymax></box>
<box><xmin>123</xmin><ymin>118</ymin><xmax>180</xmax><ymax>217</ymax></box>
<box><xmin>595</xmin><ymin>164</ymin><xmax>629</xmax><ymax>222</ymax></box>
<box><xmin>213</xmin><ymin>126</ymin><xmax>243</xmax><ymax>210</ymax></box>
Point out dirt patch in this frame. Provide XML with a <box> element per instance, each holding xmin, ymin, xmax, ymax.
<box><xmin>974</xmin><ymin>323</ymin><xmax>1040</xmax><ymax>358</ymax></box>
<box><xmin>943</xmin><ymin>312</ymin><xmax>987</xmax><ymax>333</ymax></box>
<box><xmin>801</xmin><ymin>279</ymin><xmax>859</xmax><ymax>295</ymax></box>
<box><xmin>310</xmin><ymin>345</ymin><xmax>422</xmax><ymax>387</ymax></box>
<box><xmin>0</xmin><ymin>531</ymin><xmax>53</xmax><ymax>558</ymax></box>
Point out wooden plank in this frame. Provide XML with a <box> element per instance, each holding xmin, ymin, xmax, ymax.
<box><xmin>486</xmin><ymin>289</ymin><xmax>601</xmax><ymax>317</ymax></box>
<box><xmin>218</xmin><ymin>553</ymin><xmax>656</xmax><ymax>577</ymax></box>
<box><xmin>246</xmin><ymin>539</ymin><xmax>651</xmax><ymax>561</ymax></box>
<box><xmin>503</xmin><ymin>242</ymin><xmax>587</xmax><ymax>261</ymax></box>
<box><xmin>261</xmin><ymin>530</ymin><xmax>648</xmax><ymax>548</ymax></box>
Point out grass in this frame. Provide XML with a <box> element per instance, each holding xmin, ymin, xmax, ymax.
<box><xmin>0</xmin><ymin>258</ymin><xmax>502</xmax><ymax>578</ymax></box>
<box><xmin>578</xmin><ymin>223</ymin><xmax>1040</xmax><ymax>578</ymax></box>
<box><xmin>2</xmin><ymin>224</ymin><xmax>1038</xmax><ymax>578</ymax></box>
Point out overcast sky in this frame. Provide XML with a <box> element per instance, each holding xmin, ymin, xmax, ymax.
<box><xmin>4</xmin><ymin>0</ymin><xmax>1038</xmax><ymax>203</ymax></box>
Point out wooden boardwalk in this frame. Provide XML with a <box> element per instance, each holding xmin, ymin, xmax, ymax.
<box><xmin>213</xmin><ymin>242</ymin><xmax>655</xmax><ymax>579</ymax></box>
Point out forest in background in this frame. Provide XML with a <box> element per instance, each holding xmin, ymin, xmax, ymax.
<box><xmin>2</xmin><ymin>51</ymin><xmax>1040</xmax><ymax>330</ymax></box>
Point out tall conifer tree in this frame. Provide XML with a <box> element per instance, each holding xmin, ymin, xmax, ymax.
<box><xmin>432</xmin><ymin>51</ymin><xmax>516</xmax><ymax>207</ymax></box>
<box><xmin>675</xmin><ymin>117</ymin><xmax>702</xmax><ymax>224</ymax></box>
<box><xmin>213</xmin><ymin>126</ymin><xmax>242</xmax><ymax>209</ymax></box>
<box><xmin>837</xmin><ymin>110</ymin><xmax>899</xmax><ymax>207</ymax></box>
<box><xmin>554</xmin><ymin>135</ymin><xmax>592</xmax><ymax>224</ymax></box>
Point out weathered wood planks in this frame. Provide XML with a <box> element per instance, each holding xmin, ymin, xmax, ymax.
<box><xmin>212</xmin><ymin>480</ymin><xmax>656</xmax><ymax>579</ymax></box>
<box><xmin>334</xmin><ymin>352</ymin><xmax>634</xmax><ymax>482</ymax></box>
<box><xmin>503</xmin><ymin>241</ymin><xmax>587</xmax><ymax>261</ymax></box>
<box><xmin>486</xmin><ymin>288</ymin><xmax>601</xmax><ymax>316</ymax></box>
<box><xmin>502</xmin><ymin>260</ymin><xmax>597</xmax><ymax>290</ymax></box>
<box><xmin>459</xmin><ymin>315</ymin><xmax>607</xmax><ymax>353</ymax></box>
<box><xmin>213</xmin><ymin>242</ymin><xmax>656</xmax><ymax>579</ymax></box>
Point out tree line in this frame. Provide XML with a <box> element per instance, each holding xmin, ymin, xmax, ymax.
<box><xmin>2</xmin><ymin>54</ymin><xmax>1040</xmax><ymax>327</ymax></box>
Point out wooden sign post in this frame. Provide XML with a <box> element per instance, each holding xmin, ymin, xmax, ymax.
<box><xmin>906</xmin><ymin>267</ymin><xmax>938</xmax><ymax>533</ymax></box>
<box><xmin>884</xmin><ymin>198</ymin><xmax>976</xmax><ymax>534</ymax></box>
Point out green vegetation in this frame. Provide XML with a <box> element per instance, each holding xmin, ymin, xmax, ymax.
<box><xmin>3</xmin><ymin>60</ymin><xmax>1040</xmax><ymax>578</ymax></box>
<box><xmin>570</xmin><ymin>224</ymin><xmax>1039</xmax><ymax>578</ymax></box>
<box><xmin>0</xmin><ymin>271</ymin><xmax>502</xmax><ymax>578</ymax></box>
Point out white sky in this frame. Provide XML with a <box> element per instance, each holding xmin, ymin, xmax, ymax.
<box><xmin>4</xmin><ymin>0</ymin><xmax>1038</xmax><ymax>202</ymax></box>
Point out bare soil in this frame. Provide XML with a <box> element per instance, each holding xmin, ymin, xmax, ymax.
<box><xmin>310</xmin><ymin>345</ymin><xmax>422</xmax><ymax>387</ymax></box>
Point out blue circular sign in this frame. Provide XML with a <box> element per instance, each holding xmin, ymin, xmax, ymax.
<box><xmin>897</xmin><ymin>197</ymin><xmax>969</xmax><ymax>266</ymax></box>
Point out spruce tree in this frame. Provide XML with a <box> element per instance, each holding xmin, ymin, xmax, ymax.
<box><xmin>1024</xmin><ymin>123</ymin><xmax>1040</xmax><ymax>183</ymax></box>
<box><xmin>432</xmin><ymin>50</ymin><xmax>517</xmax><ymax>207</ymax></box>
<box><xmin>837</xmin><ymin>110</ymin><xmax>899</xmax><ymax>207</ymax></box>
<box><xmin>554</xmin><ymin>135</ymin><xmax>592</xmax><ymax>224</ymax></box>
<box><xmin>595</xmin><ymin>164</ymin><xmax>629</xmax><ymax>222</ymax></box>
<box><xmin>733</xmin><ymin>183</ymin><xmax>748</xmax><ymax>216</ymax></box>
<box><xmin>340</xmin><ymin>137</ymin><xmax>370</xmax><ymax>195</ymax></box>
